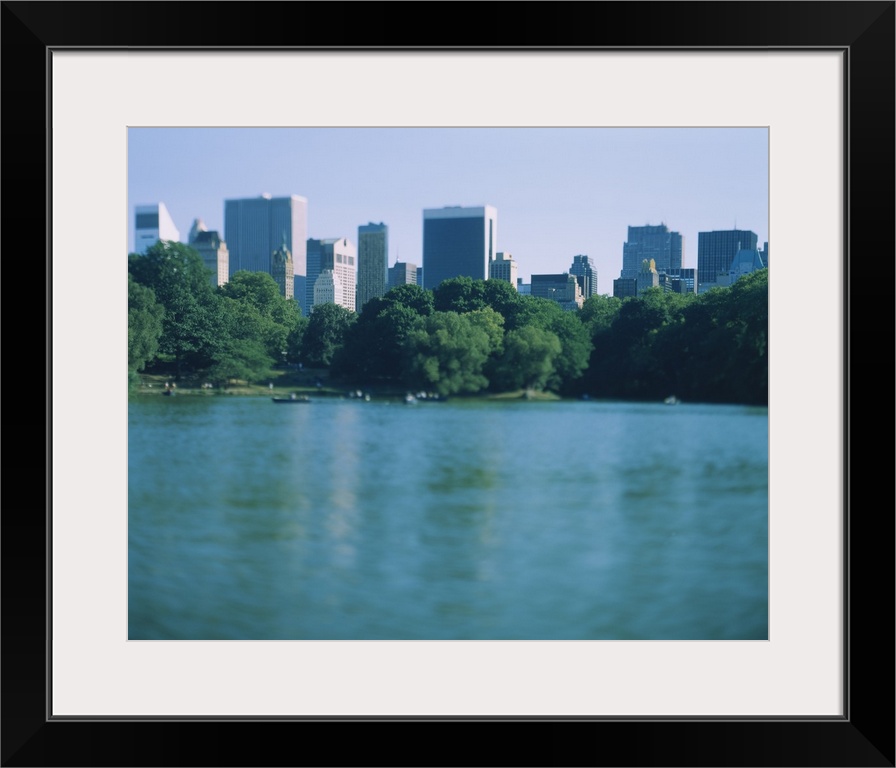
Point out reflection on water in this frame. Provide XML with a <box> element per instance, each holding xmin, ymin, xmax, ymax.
<box><xmin>129</xmin><ymin>397</ymin><xmax>768</xmax><ymax>640</ymax></box>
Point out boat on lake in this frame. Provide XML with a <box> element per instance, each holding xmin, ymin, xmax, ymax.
<box><xmin>272</xmin><ymin>394</ymin><xmax>311</xmax><ymax>403</ymax></box>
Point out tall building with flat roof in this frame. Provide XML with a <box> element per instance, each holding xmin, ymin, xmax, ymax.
<box><xmin>357</xmin><ymin>222</ymin><xmax>389</xmax><ymax>312</ymax></box>
<box><xmin>134</xmin><ymin>202</ymin><xmax>180</xmax><ymax>253</ymax></box>
<box><xmin>224</xmin><ymin>194</ymin><xmax>307</xmax><ymax>299</ymax></box>
<box><xmin>422</xmin><ymin>205</ymin><xmax>497</xmax><ymax>291</ymax></box>
<box><xmin>308</xmin><ymin>237</ymin><xmax>357</xmax><ymax>313</ymax></box>
<box><xmin>697</xmin><ymin>229</ymin><xmax>758</xmax><ymax>290</ymax></box>
<box><xmin>621</xmin><ymin>224</ymin><xmax>683</xmax><ymax>278</ymax></box>
<box><xmin>569</xmin><ymin>254</ymin><xmax>597</xmax><ymax>298</ymax></box>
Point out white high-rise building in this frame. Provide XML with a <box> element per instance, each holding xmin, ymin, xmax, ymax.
<box><xmin>309</xmin><ymin>237</ymin><xmax>357</xmax><ymax>313</ymax></box>
<box><xmin>313</xmin><ymin>269</ymin><xmax>342</xmax><ymax>308</ymax></box>
<box><xmin>134</xmin><ymin>202</ymin><xmax>180</xmax><ymax>253</ymax></box>
<box><xmin>489</xmin><ymin>252</ymin><xmax>518</xmax><ymax>289</ymax></box>
<box><xmin>188</xmin><ymin>219</ymin><xmax>229</xmax><ymax>288</ymax></box>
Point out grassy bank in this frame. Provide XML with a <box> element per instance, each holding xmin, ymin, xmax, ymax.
<box><xmin>131</xmin><ymin>371</ymin><xmax>567</xmax><ymax>402</ymax></box>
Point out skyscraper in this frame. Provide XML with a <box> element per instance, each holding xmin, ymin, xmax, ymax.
<box><xmin>307</xmin><ymin>237</ymin><xmax>357</xmax><ymax>313</ymax></box>
<box><xmin>388</xmin><ymin>261</ymin><xmax>418</xmax><ymax>289</ymax></box>
<box><xmin>271</xmin><ymin>239</ymin><xmax>294</xmax><ymax>301</ymax></box>
<box><xmin>489</xmin><ymin>252</ymin><xmax>518</xmax><ymax>289</ymax></box>
<box><xmin>621</xmin><ymin>224</ymin><xmax>683</xmax><ymax>278</ymax></box>
<box><xmin>569</xmin><ymin>254</ymin><xmax>597</xmax><ymax>298</ymax></box>
<box><xmin>422</xmin><ymin>205</ymin><xmax>497</xmax><ymax>291</ymax></box>
<box><xmin>224</xmin><ymin>194</ymin><xmax>307</xmax><ymax>299</ymax></box>
<box><xmin>697</xmin><ymin>229</ymin><xmax>759</xmax><ymax>290</ymax></box>
<box><xmin>188</xmin><ymin>219</ymin><xmax>229</xmax><ymax>288</ymax></box>
<box><xmin>356</xmin><ymin>223</ymin><xmax>389</xmax><ymax>312</ymax></box>
<box><xmin>134</xmin><ymin>202</ymin><xmax>180</xmax><ymax>253</ymax></box>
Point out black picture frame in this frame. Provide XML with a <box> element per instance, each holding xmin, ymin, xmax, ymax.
<box><xmin>7</xmin><ymin>1</ymin><xmax>893</xmax><ymax>765</ymax></box>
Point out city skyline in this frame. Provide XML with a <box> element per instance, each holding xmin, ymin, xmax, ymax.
<box><xmin>128</xmin><ymin>127</ymin><xmax>769</xmax><ymax>296</ymax></box>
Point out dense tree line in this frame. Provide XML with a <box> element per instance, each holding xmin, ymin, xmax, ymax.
<box><xmin>128</xmin><ymin>240</ymin><xmax>767</xmax><ymax>405</ymax></box>
<box><xmin>127</xmin><ymin>242</ymin><xmax>308</xmax><ymax>387</ymax></box>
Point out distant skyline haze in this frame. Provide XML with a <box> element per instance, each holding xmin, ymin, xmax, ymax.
<box><xmin>128</xmin><ymin>127</ymin><xmax>769</xmax><ymax>295</ymax></box>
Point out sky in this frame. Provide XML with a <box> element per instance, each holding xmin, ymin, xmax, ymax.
<box><xmin>128</xmin><ymin>127</ymin><xmax>768</xmax><ymax>295</ymax></box>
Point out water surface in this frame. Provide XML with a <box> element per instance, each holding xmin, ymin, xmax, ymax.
<box><xmin>128</xmin><ymin>396</ymin><xmax>768</xmax><ymax>640</ymax></box>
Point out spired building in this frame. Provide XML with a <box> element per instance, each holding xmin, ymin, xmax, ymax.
<box><xmin>569</xmin><ymin>254</ymin><xmax>597</xmax><ymax>298</ymax></box>
<box><xmin>224</xmin><ymin>194</ymin><xmax>308</xmax><ymax>301</ymax></box>
<box><xmin>388</xmin><ymin>260</ymin><xmax>418</xmax><ymax>289</ymax></box>
<box><xmin>308</xmin><ymin>237</ymin><xmax>357</xmax><ymax>313</ymax></box>
<box><xmin>697</xmin><ymin>229</ymin><xmax>759</xmax><ymax>291</ymax></box>
<box><xmin>134</xmin><ymin>202</ymin><xmax>180</xmax><ymax>253</ymax></box>
<box><xmin>621</xmin><ymin>224</ymin><xmax>683</xmax><ymax>278</ymax></box>
<box><xmin>422</xmin><ymin>205</ymin><xmax>497</xmax><ymax>291</ymax></box>
<box><xmin>270</xmin><ymin>238</ymin><xmax>295</xmax><ymax>300</ymax></box>
<box><xmin>188</xmin><ymin>218</ymin><xmax>229</xmax><ymax>288</ymax></box>
<box><xmin>356</xmin><ymin>222</ymin><xmax>389</xmax><ymax>312</ymax></box>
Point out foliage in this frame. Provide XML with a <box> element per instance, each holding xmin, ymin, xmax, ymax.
<box><xmin>490</xmin><ymin>325</ymin><xmax>562</xmax><ymax>392</ymax></box>
<box><xmin>301</xmin><ymin>302</ymin><xmax>357</xmax><ymax>368</ymax></box>
<box><xmin>128</xmin><ymin>273</ymin><xmax>164</xmax><ymax>376</ymax></box>
<box><xmin>403</xmin><ymin>310</ymin><xmax>503</xmax><ymax>396</ymax></box>
<box><xmin>128</xmin><ymin>242</ymin><xmax>222</xmax><ymax>377</ymax></box>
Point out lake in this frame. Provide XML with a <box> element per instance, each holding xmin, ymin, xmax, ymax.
<box><xmin>128</xmin><ymin>395</ymin><xmax>768</xmax><ymax>640</ymax></box>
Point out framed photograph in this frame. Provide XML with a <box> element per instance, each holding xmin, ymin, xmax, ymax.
<box><xmin>10</xmin><ymin>1</ymin><xmax>893</xmax><ymax>765</ymax></box>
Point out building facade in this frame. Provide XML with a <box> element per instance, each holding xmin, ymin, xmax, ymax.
<box><xmin>422</xmin><ymin>205</ymin><xmax>497</xmax><ymax>290</ymax></box>
<box><xmin>637</xmin><ymin>258</ymin><xmax>660</xmax><ymax>295</ymax></box>
<box><xmin>308</xmin><ymin>237</ymin><xmax>357</xmax><ymax>313</ymax></box>
<box><xmin>356</xmin><ymin>222</ymin><xmax>389</xmax><ymax>312</ymax></box>
<box><xmin>613</xmin><ymin>277</ymin><xmax>638</xmax><ymax>299</ymax></box>
<box><xmin>188</xmin><ymin>219</ymin><xmax>230</xmax><ymax>288</ymax></box>
<box><xmin>697</xmin><ymin>229</ymin><xmax>758</xmax><ymax>291</ymax></box>
<box><xmin>134</xmin><ymin>202</ymin><xmax>180</xmax><ymax>254</ymax></box>
<box><xmin>713</xmin><ymin>248</ymin><xmax>766</xmax><ymax>288</ymax></box>
<box><xmin>388</xmin><ymin>261</ymin><xmax>418</xmax><ymax>289</ymax></box>
<box><xmin>271</xmin><ymin>239</ymin><xmax>295</xmax><ymax>300</ymax></box>
<box><xmin>531</xmin><ymin>273</ymin><xmax>584</xmax><ymax>310</ymax></box>
<box><xmin>312</xmin><ymin>269</ymin><xmax>342</xmax><ymax>307</ymax></box>
<box><xmin>569</xmin><ymin>254</ymin><xmax>597</xmax><ymax>298</ymax></box>
<box><xmin>621</xmin><ymin>224</ymin><xmax>683</xmax><ymax>278</ymax></box>
<box><xmin>489</xmin><ymin>252</ymin><xmax>518</xmax><ymax>289</ymax></box>
<box><xmin>223</xmin><ymin>194</ymin><xmax>308</xmax><ymax>300</ymax></box>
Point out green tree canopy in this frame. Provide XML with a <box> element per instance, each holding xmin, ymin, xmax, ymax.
<box><xmin>490</xmin><ymin>325</ymin><xmax>562</xmax><ymax>392</ymax></box>
<box><xmin>404</xmin><ymin>310</ymin><xmax>504</xmax><ymax>396</ymax></box>
<box><xmin>128</xmin><ymin>241</ymin><xmax>222</xmax><ymax>377</ymax></box>
<box><xmin>301</xmin><ymin>303</ymin><xmax>357</xmax><ymax>368</ymax></box>
<box><xmin>128</xmin><ymin>273</ymin><xmax>164</xmax><ymax>377</ymax></box>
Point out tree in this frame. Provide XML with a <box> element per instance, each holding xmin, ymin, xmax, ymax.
<box><xmin>580</xmin><ymin>294</ymin><xmax>622</xmax><ymax>335</ymax></box>
<box><xmin>379</xmin><ymin>283</ymin><xmax>434</xmax><ymax>317</ymax></box>
<box><xmin>301</xmin><ymin>303</ymin><xmax>357</xmax><ymax>368</ymax></box>
<box><xmin>432</xmin><ymin>276</ymin><xmax>488</xmax><ymax>314</ymax></box>
<box><xmin>128</xmin><ymin>273</ymin><xmax>164</xmax><ymax>379</ymax></box>
<box><xmin>403</xmin><ymin>310</ymin><xmax>503</xmax><ymax>396</ymax></box>
<box><xmin>490</xmin><ymin>325</ymin><xmax>562</xmax><ymax>392</ymax></box>
<box><xmin>332</xmin><ymin>301</ymin><xmax>425</xmax><ymax>383</ymax></box>
<box><xmin>128</xmin><ymin>242</ymin><xmax>222</xmax><ymax>378</ymax></box>
<box><xmin>219</xmin><ymin>271</ymin><xmax>305</xmax><ymax>364</ymax></box>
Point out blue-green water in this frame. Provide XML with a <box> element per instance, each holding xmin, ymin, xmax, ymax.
<box><xmin>128</xmin><ymin>396</ymin><xmax>768</xmax><ymax>640</ymax></box>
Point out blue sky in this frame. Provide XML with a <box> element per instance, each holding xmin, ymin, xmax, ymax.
<box><xmin>128</xmin><ymin>127</ymin><xmax>768</xmax><ymax>295</ymax></box>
